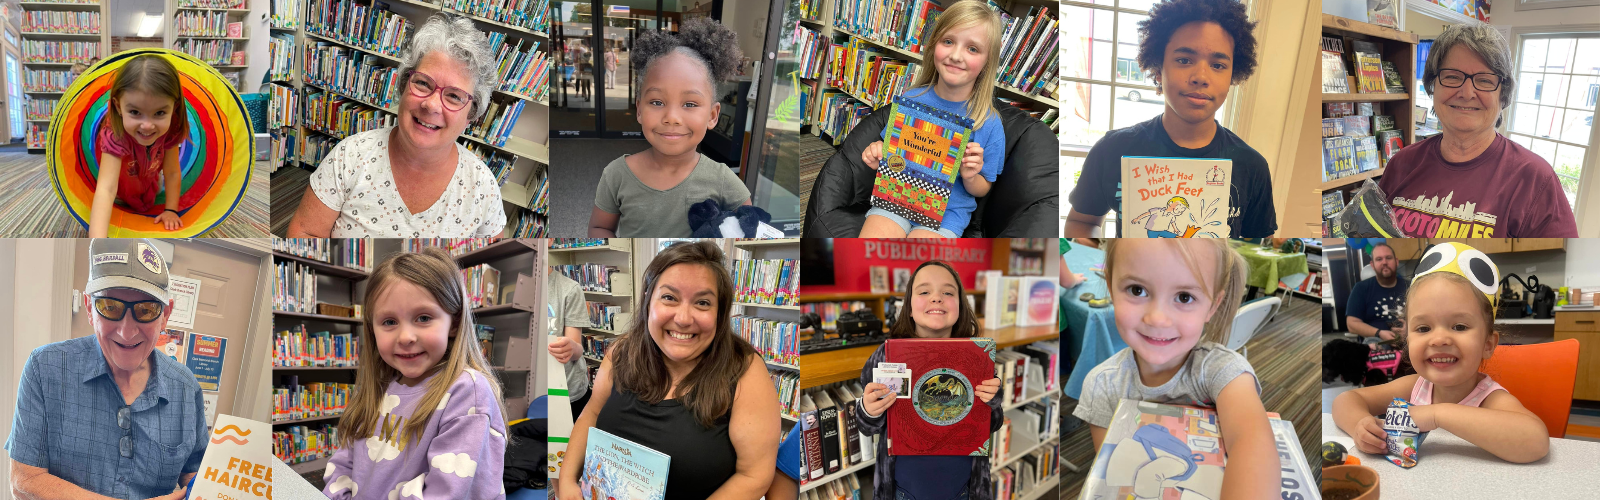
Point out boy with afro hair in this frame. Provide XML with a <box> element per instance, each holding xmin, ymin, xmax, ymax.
<box><xmin>1064</xmin><ymin>0</ymin><xmax>1277</xmax><ymax>238</ymax></box>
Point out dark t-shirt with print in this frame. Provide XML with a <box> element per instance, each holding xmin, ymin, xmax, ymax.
<box><xmin>1070</xmin><ymin>115</ymin><xmax>1278</xmax><ymax>237</ymax></box>
<box><xmin>1378</xmin><ymin>133</ymin><xmax>1577</xmax><ymax>237</ymax></box>
<box><xmin>1346</xmin><ymin>277</ymin><xmax>1408</xmax><ymax>332</ymax></box>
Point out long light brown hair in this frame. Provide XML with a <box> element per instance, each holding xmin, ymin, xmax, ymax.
<box><xmin>107</xmin><ymin>55</ymin><xmax>189</xmax><ymax>168</ymax></box>
<box><xmin>888</xmin><ymin>260</ymin><xmax>979</xmax><ymax>339</ymax></box>
<box><xmin>906</xmin><ymin>0</ymin><xmax>1003</xmax><ymax>129</ymax></box>
<box><xmin>338</xmin><ymin>247</ymin><xmax>502</xmax><ymax>448</ymax></box>
<box><xmin>1102</xmin><ymin>239</ymin><xmax>1247</xmax><ymax>345</ymax></box>
<box><xmin>610</xmin><ymin>240</ymin><xmax>758</xmax><ymax>428</ymax></box>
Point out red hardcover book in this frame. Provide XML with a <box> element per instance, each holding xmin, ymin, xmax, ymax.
<box><xmin>886</xmin><ymin>337</ymin><xmax>998</xmax><ymax>456</ymax></box>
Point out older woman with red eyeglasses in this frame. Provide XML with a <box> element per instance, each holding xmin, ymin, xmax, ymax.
<box><xmin>288</xmin><ymin>14</ymin><xmax>506</xmax><ymax>238</ymax></box>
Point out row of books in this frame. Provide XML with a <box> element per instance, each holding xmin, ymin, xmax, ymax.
<box><xmin>508</xmin><ymin>210</ymin><xmax>547</xmax><ymax>237</ymax></box>
<box><xmin>992</xmin><ymin>400</ymin><xmax>1058</xmax><ymax>471</ymax></box>
<box><xmin>270</xmin><ymin>0</ymin><xmax>300</xmax><ymax>29</ymax></box>
<box><xmin>993</xmin><ymin>438</ymin><xmax>1057</xmax><ymax>498</ymax></box>
<box><xmin>180</xmin><ymin>0</ymin><xmax>246</xmax><ymax>7</ymax></box>
<box><xmin>175</xmin><ymin>10</ymin><xmax>244</xmax><ymax>38</ymax></box>
<box><xmin>272</xmin><ymin>130</ymin><xmax>298</xmax><ymax>168</ymax></box>
<box><xmin>273</xmin><ymin>238</ymin><xmax>370</xmax><ymax>270</ymax></box>
<box><xmin>24</xmin><ymin>98</ymin><xmax>56</xmax><ymax>120</ymax></box>
<box><xmin>581</xmin><ymin>334</ymin><xmax>617</xmax><ymax>362</ymax></box>
<box><xmin>732</xmin><ymin>316</ymin><xmax>799</xmax><ymax>367</ymax></box>
<box><xmin>529</xmin><ymin>168</ymin><xmax>548</xmax><ymax>213</ymax></box>
<box><xmin>798</xmin><ymin>384</ymin><xmax>874</xmax><ymax>483</ymax></box>
<box><xmin>832</xmin><ymin>0</ymin><xmax>944</xmax><ymax>56</ymax></box>
<box><xmin>1321</xmin><ymin>36</ymin><xmax>1404</xmax><ymax>94</ymax></box>
<box><xmin>550</xmin><ymin>239</ymin><xmax>607</xmax><ymax>249</ymax></box>
<box><xmin>1322</xmin><ymin>102</ymin><xmax>1403</xmax><ymax>183</ymax></box>
<box><xmin>802</xmin><ymin>474</ymin><xmax>863</xmax><ymax>500</ymax></box>
<box><xmin>268</xmin><ymin>83</ymin><xmax>299</xmax><ymax>128</ymax></box>
<box><xmin>173</xmin><ymin>39</ymin><xmax>243</xmax><ymax>66</ymax></box>
<box><xmin>774</xmin><ymin>371</ymin><xmax>801</xmax><ymax>421</ymax></box>
<box><xmin>274</xmin><ymin>326</ymin><xmax>361</xmax><ymax>367</ymax></box>
<box><xmin>460</xmin><ymin>141</ymin><xmax>518</xmax><ymax>186</ymax></box>
<box><xmin>461</xmin><ymin>263</ymin><xmax>502</xmax><ymax>309</ymax></box>
<box><xmin>585</xmin><ymin>301</ymin><xmax>627</xmax><ymax>332</ymax></box>
<box><xmin>832</xmin><ymin>37</ymin><xmax>919</xmax><ymax>108</ymax></box>
<box><xmin>810</xmin><ymin>90</ymin><xmax>873</xmax><ymax>145</ymax></box>
<box><xmin>304</xmin><ymin>91</ymin><xmax>398</xmax><ymax>139</ymax></box>
<box><xmin>22</xmin><ymin>40</ymin><xmax>98</xmax><ymax>64</ymax></box>
<box><xmin>554</xmin><ymin>263</ymin><xmax>628</xmax><ymax>294</ymax></box>
<box><xmin>798</xmin><ymin>300</ymin><xmax>870</xmax><ymax>331</ymax></box>
<box><xmin>465</xmin><ymin>98</ymin><xmax>527</xmax><ymax>148</ymax></box>
<box><xmin>305</xmin><ymin>0</ymin><xmax>414</xmax><ymax>59</ymax></box>
<box><xmin>441</xmin><ymin>0</ymin><xmax>551</xmax><ymax>34</ymax></box>
<box><xmin>269</xmin><ymin>34</ymin><xmax>297</xmax><ymax>81</ymax></box>
<box><xmin>487</xmin><ymin>33</ymin><xmax>550</xmax><ymax>100</ymax></box>
<box><xmin>400</xmin><ymin>238</ymin><xmax>500</xmax><ymax>256</ymax></box>
<box><xmin>994</xmin><ymin>342</ymin><xmax>1060</xmax><ymax>406</ymax></box>
<box><xmin>21</xmin><ymin>10</ymin><xmax>101</xmax><ymax>35</ymax></box>
<box><xmin>23</xmin><ymin>69</ymin><xmax>72</xmax><ymax>93</ymax></box>
<box><xmin>302</xmin><ymin>132</ymin><xmax>340</xmax><ymax>167</ymax></box>
<box><xmin>273</xmin><ymin>379</ymin><xmax>353</xmax><ymax>421</ymax></box>
<box><xmin>273</xmin><ymin>423</ymin><xmax>340</xmax><ymax>465</ymax></box>
<box><xmin>732</xmin><ymin>258</ymin><xmax>799</xmax><ymax>305</ymax></box>
<box><xmin>275</xmin><ymin>261</ymin><xmax>319</xmax><ymax>313</ymax></box>
<box><xmin>794</xmin><ymin>25</ymin><xmax>829</xmax><ymax>81</ymax></box>
<box><xmin>979</xmin><ymin>273</ymin><xmax>1058</xmax><ymax>328</ymax></box>
<box><xmin>1007</xmin><ymin>253</ymin><xmax>1043</xmax><ymax>276</ymax></box>
<box><xmin>1010</xmin><ymin>238</ymin><xmax>1049</xmax><ymax>251</ymax></box>
<box><xmin>304</xmin><ymin>42</ymin><xmax>401</xmax><ymax>109</ymax></box>
<box><xmin>994</xmin><ymin>4</ymin><xmax>1058</xmax><ymax>97</ymax></box>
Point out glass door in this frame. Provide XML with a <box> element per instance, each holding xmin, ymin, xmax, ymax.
<box><xmin>550</xmin><ymin>1</ymin><xmax>599</xmax><ymax>136</ymax></box>
<box><xmin>599</xmin><ymin>2</ymin><xmax>642</xmax><ymax>137</ymax></box>
<box><xmin>6</xmin><ymin>54</ymin><xmax>21</xmax><ymax>141</ymax></box>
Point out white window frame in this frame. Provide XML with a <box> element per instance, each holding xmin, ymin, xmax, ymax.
<box><xmin>1506</xmin><ymin>25</ymin><xmax>1600</xmax><ymax>235</ymax></box>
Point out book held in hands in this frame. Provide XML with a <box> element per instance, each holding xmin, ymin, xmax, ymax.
<box><xmin>870</xmin><ymin>95</ymin><xmax>975</xmax><ymax>231</ymax></box>
<box><xmin>1120</xmin><ymin>157</ymin><xmax>1233</xmax><ymax>238</ymax></box>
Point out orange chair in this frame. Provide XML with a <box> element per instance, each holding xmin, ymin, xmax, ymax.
<box><xmin>1480</xmin><ymin>338</ymin><xmax>1578</xmax><ymax>438</ymax></box>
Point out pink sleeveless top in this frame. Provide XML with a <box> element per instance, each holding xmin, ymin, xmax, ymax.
<box><xmin>1411</xmin><ymin>374</ymin><xmax>1506</xmax><ymax>407</ymax></box>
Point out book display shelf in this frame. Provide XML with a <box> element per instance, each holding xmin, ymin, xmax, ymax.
<box><xmin>170</xmin><ymin>0</ymin><xmax>252</xmax><ymax>89</ymax></box>
<box><xmin>796</xmin><ymin>0</ymin><xmax>1059</xmax><ymax>146</ymax></box>
<box><xmin>729</xmin><ymin>239</ymin><xmax>803</xmax><ymax>432</ymax></box>
<box><xmin>267</xmin><ymin>0</ymin><xmax>552</xmax><ymax>236</ymax></box>
<box><xmin>1317</xmin><ymin>14</ymin><xmax>1420</xmax><ymax>203</ymax></box>
<box><xmin>20</xmin><ymin>0</ymin><xmax>107</xmax><ymax>153</ymax></box>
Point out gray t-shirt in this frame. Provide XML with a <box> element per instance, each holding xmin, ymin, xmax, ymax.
<box><xmin>548</xmin><ymin>273</ymin><xmax>592</xmax><ymax>399</ymax></box>
<box><xmin>594</xmin><ymin>153</ymin><xmax>751</xmax><ymax>237</ymax></box>
<box><xmin>1071</xmin><ymin>341</ymin><xmax>1259</xmax><ymax>428</ymax></box>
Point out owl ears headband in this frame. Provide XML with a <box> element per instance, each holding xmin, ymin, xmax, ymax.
<box><xmin>1412</xmin><ymin>242</ymin><xmax>1500</xmax><ymax>309</ymax></box>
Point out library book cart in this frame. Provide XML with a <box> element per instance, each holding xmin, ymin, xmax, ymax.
<box><xmin>271</xmin><ymin>238</ymin><xmax>547</xmax><ymax>488</ymax></box>
<box><xmin>266</xmin><ymin>0</ymin><xmax>553</xmax><ymax>236</ymax></box>
<box><xmin>1316</xmin><ymin>14</ymin><xmax>1420</xmax><ymax>211</ymax></box>
<box><xmin>20</xmin><ymin>0</ymin><xmax>108</xmax><ymax>153</ymax></box>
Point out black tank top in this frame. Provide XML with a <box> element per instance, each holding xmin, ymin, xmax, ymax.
<box><xmin>594</xmin><ymin>384</ymin><xmax>736</xmax><ymax>499</ymax></box>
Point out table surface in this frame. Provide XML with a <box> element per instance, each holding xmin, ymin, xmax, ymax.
<box><xmin>273</xmin><ymin>455</ymin><xmax>328</xmax><ymax>500</ymax></box>
<box><xmin>1321</xmin><ymin>413</ymin><xmax>1600</xmax><ymax>498</ymax></box>
<box><xmin>798</xmin><ymin>321</ymin><xmax>1058</xmax><ymax>388</ymax></box>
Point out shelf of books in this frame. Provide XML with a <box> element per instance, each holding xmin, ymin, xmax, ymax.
<box><xmin>728</xmin><ymin>238</ymin><xmax>802</xmax><ymax>432</ymax></box>
<box><xmin>20</xmin><ymin>0</ymin><xmax>106</xmax><ymax>153</ymax></box>
<box><xmin>171</xmin><ymin>0</ymin><xmax>252</xmax><ymax>88</ymax></box>
<box><xmin>271</xmin><ymin>238</ymin><xmax>370</xmax><ymax>486</ymax></box>
<box><xmin>1318</xmin><ymin>13</ymin><xmax>1419</xmax><ymax>214</ymax></box>
<box><xmin>550</xmin><ymin>239</ymin><xmax>635</xmax><ymax>354</ymax></box>
<box><xmin>268</xmin><ymin>0</ymin><xmax>553</xmax><ymax>236</ymax></box>
<box><xmin>794</xmin><ymin>0</ymin><xmax>1059</xmax><ymax>146</ymax></box>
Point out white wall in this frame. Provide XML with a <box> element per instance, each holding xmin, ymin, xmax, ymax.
<box><xmin>1492</xmin><ymin>0</ymin><xmax>1600</xmax><ymax>27</ymax></box>
<box><xmin>1234</xmin><ymin>0</ymin><xmax>1318</xmax><ymax>235</ymax></box>
<box><xmin>1564</xmin><ymin>238</ymin><xmax>1600</xmax><ymax>288</ymax></box>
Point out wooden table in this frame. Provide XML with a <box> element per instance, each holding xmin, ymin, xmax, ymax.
<box><xmin>799</xmin><ymin>322</ymin><xmax>1059</xmax><ymax>388</ymax></box>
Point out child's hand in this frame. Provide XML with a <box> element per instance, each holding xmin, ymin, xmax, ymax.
<box><xmin>155</xmin><ymin>211</ymin><xmax>183</xmax><ymax>231</ymax></box>
<box><xmin>548</xmin><ymin>336</ymin><xmax>578</xmax><ymax>364</ymax></box>
<box><xmin>556</xmin><ymin>478</ymin><xmax>583</xmax><ymax>500</ymax></box>
<box><xmin>1409</xmin><ymin>403</ymin><xmax>1441</xmax><ymax>432</ymax></box>
<box><xmin>861</xmin><ymin>382</ymin><xmax>897</xmax><ymax>417</ymax></box>
<box><xmin>960</xmin><ymin>142</ymin><xmax>985</xmax><ymax>180</ymax></box>
<box><xmin>974</xmin><ymin>377</ymin><xmax>1001</xmax><ymax>403</ymax></box>
<box><xmin>1353</xmin><ymin>415</ymin><xmax>1389</xmax><ymax>455</ymax></box>
<box><xmin>861</xmin><ymin>141</ymin><xmax>885</xmax><ymax>168</ymax></box>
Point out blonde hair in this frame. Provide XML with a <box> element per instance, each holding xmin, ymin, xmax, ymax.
<box><xmin>1102</xmin><ymin>239</ymin><xmax>1247</xmax><ymax>345</ymax></box>
<box><xmin>338</xmin><ymin>247</ymin><xmax>503</xmax><ymax>449</ymax></box>
<box><xmin>1168</xmin><ymin>197</ymin><xmax>1189</xmax><ymax>207</ymax></box>
<box><xmin>907</xmin><ymin>0</ymin><xmax>1003</xmax><ymax>129</ymax></box>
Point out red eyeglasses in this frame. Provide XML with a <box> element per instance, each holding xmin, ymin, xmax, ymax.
<box><xmin>405</xmin><ymin>70</ymin><xmax>476</xmax><ymax>112</ymax></box>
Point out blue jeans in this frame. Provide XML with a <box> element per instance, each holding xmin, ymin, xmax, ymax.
<box><xmin>865</xmin><ymin>207</ymin><xmax>959</xmax><ymax>238</ymax></box>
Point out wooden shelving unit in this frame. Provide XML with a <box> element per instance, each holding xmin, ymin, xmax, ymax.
<box><xmin>169</xmin><ymin>1</ymin><xmax>252</xmax><ymax>78</ymax></box>
<box><xmin>727</xmin><ymin>238</ymin><xmax>802</xmax><ymax>424</ymax></box>
<box><xmin>19</xmin><ymin>0</ymin><xmax>107</xmax><ymax>154</ymax></box>
<box><xmin>1317</xmin><ymin>14</ymin><xmax>1421</xmax><ymax>205</ymax></box>
<box><xmin>552</xmin><ymin>240</ymin><xmax>636</xmax><ymax>349</ymax></box>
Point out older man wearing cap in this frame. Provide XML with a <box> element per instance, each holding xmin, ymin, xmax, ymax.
<box><xmin>7</xmin><ymin>239</ymin><xmax>206</xmax><ymax>500</ymax></box>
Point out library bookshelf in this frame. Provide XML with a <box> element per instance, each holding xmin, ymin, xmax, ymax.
<box><xmin>19</xmin><ymin>0</ymin><xmax>107</xmax><ymax>153</ymax></box>
<box><xmin>1317</xmin><ymin>14</ymin><xmax>1419</xmax><ymax>200</ymax></box>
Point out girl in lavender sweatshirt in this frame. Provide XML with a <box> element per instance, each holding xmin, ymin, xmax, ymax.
<box><xmin>323</xmin><ymin>247</ymin><xmax>509</xmax><ymax>500</ymax></box>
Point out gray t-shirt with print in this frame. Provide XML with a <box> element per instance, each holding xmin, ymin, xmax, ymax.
<box><xmin>1071</xmin><ymin>341</ymin><xmax>1259</xmax><ymax>428</ymax></box>
<box><xmin>548</xmin><ymin>273</ymin><xmax>592</xmax><ymax>400</ymax></box>
<box><xmin>594</xmin><ymin>153</ymin><xmax>751</xmax><ymax>237</ymax></box>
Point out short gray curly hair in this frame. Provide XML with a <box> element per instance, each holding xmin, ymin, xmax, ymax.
<box><xmin>400</xmin><ymin>14</ymin><xmax>498</xmax><ymax>120</ymax></box>
<box><xmin>1423</xmin><ymin>24</ymin><xmax>1517</xmax><ymax>126</ymax></box>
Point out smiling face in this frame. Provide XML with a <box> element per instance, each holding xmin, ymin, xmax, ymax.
<box><xmin>88</xmin><ymin>287</ymin><xmax>171</xmax><ymax>378</ymax></box>
<box><xmin>931</xmin><ymin>22</ymin><xmax>991</xmax><ymax>93</ymax></box>
<box><xmin>1111</xmin><ymin>240</ymin><xmax>1221</xmax><ymax>370</ymax></box>
<box><xmin>372</xmin><ymin>279</ymin><xmax>454</xmax><ymax>385</ymax></box>
<box><xmin>647</xmin><ymin>263</ymin><xmax>720</xmax><ymax>366</ymax></box>
<box><xmin>1158</xmin><ymin>21</ymin><xmax>1235</xmax><ymax>127</ymax></box>
<box><xmin>636</xmin><ymin>52</ymin><xmax>721</xmax><ymax>157</ymax></box>
<box><xmin>1405</xmin><ymin>275</ymin><xmax>1496</xmax><ymax>388</ymax></box>
<box><xmin>909</xmin><ymin>265</ymin><xmax>961</xmax><ymax>337</ymax></box>
<box><xmin>397</xmin><ymin>51</ymin><xmax>476</xmax><ymax>153</ymax></box>
<box><xmin>1433</xmin><ymin>45</ymin><xmax>1501</xmax><ymax>137</ymax></box>
<box><xmin>114</xmin><ymin>89</ymin><xmax>176</xmax><ymax>147</ymax></box>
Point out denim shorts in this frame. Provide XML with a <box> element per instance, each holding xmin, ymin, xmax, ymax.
<box><xmin>866</xmin><ymin>208</ymin><xmax>958</xmax><ymax>238</ymax></box>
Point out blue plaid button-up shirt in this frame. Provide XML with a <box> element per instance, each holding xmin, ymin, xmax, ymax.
<box><xmin>6</xmin><ymin>335</ymin><xmax>207</xmax><ymax>499</ymax></box>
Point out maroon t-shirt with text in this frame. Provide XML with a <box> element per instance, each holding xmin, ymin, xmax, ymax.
<box><xmin>1378</xmin><ymin>133</ymin><xmax>1577</xmax><ymax>237</ymax></box>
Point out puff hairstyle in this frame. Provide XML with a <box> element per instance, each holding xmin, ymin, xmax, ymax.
<box><xmin>631</xmin><ymin>17</ymin><xmax>743</xmax><ymax>94</ymax></box>
<box><xmin>1137</xmin><ymin>0</ymin><xmax>1259</xmax><ymax>89</ymax></box>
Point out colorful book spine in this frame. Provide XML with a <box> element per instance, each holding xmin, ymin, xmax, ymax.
<box><xmin>271</xmin><ymin>0</ymin><xmax>301</xmax><ymax>29</ymax></box>
<box><xmin>273</xmin><ymin>423</ymin><xmax>340</xmax><ymax>465</ymax></box>
<box><xmin>272</xmin><ymin>380</ymin><xmax>354</xmax><ymax>421</ymax></box>
<box><xmin>303</xmin><ymin>91</ymin><xmax>399</xmax><ymax>139</ymax></box>
<box><xmin>733</xmin><ymin>315</ymin><xmax>800</xmax><ymax>367</ymax></box>
<box><xmin>22</xmin><ymin>10</ymin><xmax>101</xmax><ymax>34</ymax></box>
<box><xmin>303</xmin><ymin>42</ymin><xmax>400</xmax><ymax>109</ymax></box>
<box><xmin>22</xmin><ymin>40</ymin><xmax>98</xmax><ymax>64</ymax></box>
<box><xmin>173</xmin><ymin>39</ymin><xmax>236</xmax><ymax>66</ymax></box>
<box><xmin>269</xmin><ymin>34</ymin><xmax>297</xmax><ymax>81</ymax></box>
<box><xmin>174</xmin><ymin>10</ymin><xmax>232</xmax><ymax>37</ymax></box>
<box><xmin>25</xmin><ymin>99</ymin><xmax>57</xmax><ymax>121</ymax></box>
<box><xmin>23</xmin><ymin>69</ymin><xmax>74</xmax><ymax>93</ymax></box>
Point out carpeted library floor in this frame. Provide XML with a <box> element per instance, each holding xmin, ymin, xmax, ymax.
<box><xmin>798</xmin><ymin>133</ymin><xmax>834</xmax><ymax>232</ymax></box>
<box><xmin>1059</xmin><ymin>296</ymin><xmax>1323</xmax><ymax>499</ymax></box>
<box><xmin>0</xmin><ymin>150</ymin><xmax>269</xmax><ymax>237</ymax></box>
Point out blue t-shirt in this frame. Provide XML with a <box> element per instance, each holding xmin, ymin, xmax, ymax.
<box><xmin>896</xmin><ymin>86</ymin><xmax>1006</xmax><ymax>236</ymax></box>
<box><xmin>1346</xmin><ymin>277</ymin><xmax>1408</xmax><ymax>331</ymax></box>
<box><xmin>778</xmin><ymin>420</ymin><xmax>801</xmax><ymax>480</ymax></box>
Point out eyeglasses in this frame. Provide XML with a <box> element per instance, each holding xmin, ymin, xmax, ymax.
<box><xmin>1437</xmin><ymin>69</ymin><xmax>1503</xmax><ymax>92</ymax></box>
<box><xmin>92</xmin><ymin>296</ymin><xmax>165</xmax><ymax>323</ymax></box>
<box><xmin>405</xmin><ymin>70</ymin><xmax>475</xmax><ymax>112</ymax></box>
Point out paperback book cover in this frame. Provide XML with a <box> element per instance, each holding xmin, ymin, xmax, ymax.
<box><xmin>581</xmin><ymin>427</ymin><xmax>670</xmax><ymax>500</ymax></box>
<box><xmin>1354</xmin><ymin>136</ymin><xmax>1382</xmax><ymax>172</ymax></box>
<box><xmin>982</xmin><ymin>274</ymin><xmax>1016</xmax><ymax>329</ymax></box>
<box><xmin>1323</xmin><ymin>190</ymin><xmax>1346</xmax><ymax>219</ymax></box>
<box><xmin>1015</xmin><ymin>277</ymin><xmax>1059</xmax><ymax>327</ymax></box>
<box><xmin>1378</xmin><ymin>130</ymin><xmax>1405</xmax><ymax>164</ymax></box>
<box><xmin>1120</xmin><ymin>157</ymin><xmax>1232</xmax><ymax>238</ymax></box>
<box><xmin>885</xmin><ymin>337</ymin><xmax>998</xmax><ymax>456</ymax></box>
<box><xmin>1367</xmin><ymin>0</ymin><xmax>1400</xmax><ymax>29</ymax></box>
<box><xmin>1381</xmin><ymin>61</ymin><xmax>1406</xmax><ymax>93</ymax></box>
<box><xmin>1081</xmin><ymin>400</ymin><xmax>1310</xmax><ymax>500</ymax></box>
<box><xmin>870</xmin><ymin>95</ymin><xmax>976</xmax><ymax>230</ymax></box>
<box><xmin>1323</xmin><ymin>136</ymin><xmax>1357</xmax><ymax>182</ymax></box>
<box><xmin>1321</xmin><ymin>36</ymin><xmax>1349</xmax><ymax>93</ymax></box>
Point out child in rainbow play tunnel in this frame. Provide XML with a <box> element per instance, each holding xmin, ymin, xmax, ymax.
<box><xmin>88</xmin><ymin>55</ymin><xmax>191</xmax><ymax>237</ymax></box>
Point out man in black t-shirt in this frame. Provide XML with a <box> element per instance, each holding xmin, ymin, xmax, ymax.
<box><xmin>1346</xmin><ymin>242</ymin><xmax>1408</xmax><ymax>343</ymax></box>
<box><xmin>1064</xmin><ymin>0</ymin><xmax>1277</xmax><ymax>237</ymax></box>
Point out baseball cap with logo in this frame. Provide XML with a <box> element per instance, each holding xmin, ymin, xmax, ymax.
<box><xmin>86</xmin><ymin>239</ymin><xmax>170</xmax><ymax>303</ymax></box>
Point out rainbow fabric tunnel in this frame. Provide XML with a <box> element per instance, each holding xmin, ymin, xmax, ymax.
<box><xmin>48</xmin><ymin>48</ymin><xmax>254</xmax><ymax>237</ymax></box>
